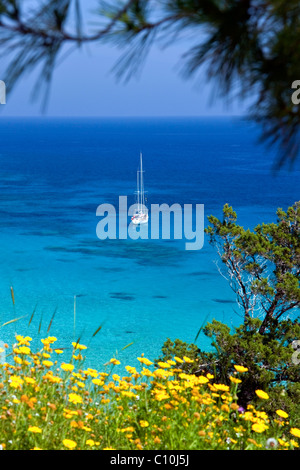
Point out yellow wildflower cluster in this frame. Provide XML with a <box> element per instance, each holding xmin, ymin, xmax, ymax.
<box><xmin>0</xmin><ymin>333</ymin><xmax>299</xmax><ymax>451</ymax></box>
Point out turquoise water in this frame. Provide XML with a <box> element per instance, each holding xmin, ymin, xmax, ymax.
<box><xmin>0</xmin><ymin>116</ymin><xmax>299</xmax><ymax>369</ymax></box>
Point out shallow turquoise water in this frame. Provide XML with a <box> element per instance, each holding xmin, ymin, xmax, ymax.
<box><xmin>0</xmin><ymin>117</ymin><xmax>299</xmax><ymax>370</ymax></box>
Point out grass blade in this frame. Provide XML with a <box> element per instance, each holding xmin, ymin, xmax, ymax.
<box><xmin>194</xmin><ymin>314</ymin><xmax>209</xmax><ymax>343</ymax></box>
<box><xmin>38</xmin><ymin>314</ymin><xmax>43</xmax><ymax>334</ymax></box>
<box><xmin>121</xmin><ymin>342</ymin><xmax>134</xmax><ymax>351</ymax></box>
<box><xmin>73</xmin><ymin>295</ymin><xmax>76</xmax><ymax>338</ymax></box>
<box><xmin>10</xmin><ymin>286</ymin><xmax>15</xmax><ymax>306</ymax></box>
<box><xmin>28</xmin><ymin>304</ymin><xmax>37</xmax><ymax>327</ymax></box>
<box><xmin>0</xmin><ymin>316</ymin><xmax>25</xmax><ymax>329</ymax></box>
<box><xmin>47</xmin><ymin>307</ymin><xmax>57</xmax><ymax>333</ymax></box>
<box><xmin>92</xmin><ymin>324</ymin><xmax>103</xmax><ymax>338</ymax></box>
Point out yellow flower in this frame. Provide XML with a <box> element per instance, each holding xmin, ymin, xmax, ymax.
<box><xmin>276</xmin><ymin>409</ymin><xmax>289</xmax><ymax>419</ymax></box>
<box><xmin>85</xmin><ymin>368</ymin><xmax>99</xmax><ymax>378</ymax></box>
<box><xmin>72</xmin><ymin>342</ymin><xmax>87</xmax><ymax>350</ymax></box>
<box><xmin>47</xmin><ymin>336</ymin><xmax>57</xmax><ymax>343</ymax></box>
<box><xmin>61</xmin><ymin>363</ymin><xmax>74</xmax><ymax>372</ymax></box>
<box><xmin>157</xmin><ymin>361</ymin><xmax>171</xmax><ymax>369</ymax></box>
<box><xmin>68</xmin><ymin>393</ymin><xmax>83</xmax><ymax>405</ymax></box>
<box><xmin>234</xmin><ymin>365</ymin><xmax>248</xmax><ymax>373</ymax></box>
<box><xmin>167</xmin><ymin>360</ymin><xmax>176</xmax><ymax>366</ymax></box>
<box><xmin>73</xmin><ymin>355</ymin><xmax>83</xmax><ymax>363</ymax></box>
<box><xmin>41</xmin><ymin>337</ymin><xmax>57</xmax><ymax>347</ymax></box>
<box><xmin>82</xmin><ymin>425</ymin><xmax>92</xmax><ymax>432</ymax></box>
<box><xmin>125</xmin><ymin>366</ymin><xmax>137</xmax><ymax>374</ymax></box>
<box><xmin>77</xmin><ymin>380</ymin><xmax>86</xmax><ymax>388</ymax></box>
<box><xmin>243</xmin><ymin>411</ymin><xmax>254</xmax><ymax>421</ymax></box>
<box><xmin>137</xmin><ymin>357</ymin><xmax>153</xmax><ymax>366</ymax></box>
<box><xmin>18</xmin><ymin>346</ymin><xmax>31</xmax><ymax>355</ymax></box>
<box><xmin>255</xmin><ymin>390</ymin><xmax>269</xmax><ymax>400</ymax></box>
<box><xmin>164</xmin><ymin>404</ymin><xmax>173</xmax><ymax>410</ymax></box>
<box><xmin>28</xmin><ymin>426</ymin><xmax>42</xmax><ymax>434</ymax></box>
<box><xmin>213</xmin><ymin>383</ymin><xmax>230</xmax><ymax>392</ymax></box>
<box><xmin>196</xmin><ymin>376</ymin><xmax>209</xmax><ymax>384</ymax></box>
<box><xmin>16</xmin><ymin>335</ymin><xmax>32</xmax><ymax>345</ymax></box>
<box><xmin>54</xmin><ymin>349</ymin><xmax>64</xmax><ymax>354</ymax></box>
<box><xmin>221</xmin><ymin>404</ymin><xmax>230</xmax><ymax>413</ymax></box>
<box><xmin>290</xmin><ymin>428</ymin><xmax>300</xmax><ymax>438</ymax></box>
<box><xmin>43</xmin><ymin>372</ymin><xmax>61</xmax><ymax>384</ymax></box>
<box><xmin>183</xmin><ymin>356</ymin><xmax>194</xmax><ymax>363</ymax></box>
<box><xmin>252</xmin><ymin>422</ymin><xmax>268</xmax><ymax>433</ymax></box>
<box><xmin>63</xmin><ymin>439</ymin><xmax>77</xmax><ymax>450</ymax></box>
<box><xmin>101</xmin><ymin>398</ymin><xmax>110</xmax><ymax>405</ymax></box>
<box><xmin>230</xmin><ymin>376</ymin><xmax>242</xmax><ymax>384</ymax></box>
<box><xmin>174</xmin><ymin>356</ymin><xmax>184</xmax><ymax>363</ymax></box>
<box><xmin>13</xmin><ymin>356</ymin><xmax>23</xmax><ymax>365</ymax></box>
<box><xmin>230</xmin><ymin>403</ymin><xmax>240</xmax><ymax>411</ymax></box>
<box><xmin>9</xmin><ymin>375</ymin><xmax>24</xmax><ymax>389</ymax></box>
<box><xmin>141</xmin><ymin>367</ymin><xmax>153</xmax><ymax>377</ymax></box>
<box><xmin>92</xmin><ymin>378</ymin><xmax>104</xmax><ymax>386</ymax></box>
<box><xmin>140</xmin><ymin>420</ymin><xmax>149</xmax><ymax>428</ymax></box>
<box><xmin>24</xmin><ymin>377</ymin><xmax>36</xmax><ymax>385</ymax></box>
<box><xmin>121</xmin><ymin>391</ymin><xmax>136</xmax><ymax>398</ymax></box>
<box><xmin>119</xmin><ymin>426</ymin><xmax>135</xmax><ymax>433</ymax></box>
<box><xmin>63</xmin><ymin>408</ymin><xmax>78</xmax><ymax>419</ymax></box>
<box><xmin>42</xmin><ymin>360</ymin><xmax>53</xmax><ymax>368</ymax></box>
<box><xmin>110</xmin><ymin>358</ymin><xmax>120</xmax><ymax>365</ymax></box>
<box><xmin>86</xmin><ymin>439</ymin><xmax>95</xmax><ymax>447</ymax></box>
<box><xmin>153</xmin><ymin>369</ymin><xmax>172</xmax><ymax>379</ymax></box>
<box><xmin>154</xmin><ymin>391</ymin><xmax>170</xmax><ymax>401</ymax></box>
<box><xmin>278</xmin><ymin>438</ymin><xmax>289</xmax><ymax>447</ymax></box>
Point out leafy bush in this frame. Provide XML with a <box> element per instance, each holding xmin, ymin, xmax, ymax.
<box><xmin>158</xmin><ymin>317</ymin><xmax>300</xmax><ymax>424</ymax></box>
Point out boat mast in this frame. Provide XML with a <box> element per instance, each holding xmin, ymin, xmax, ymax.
<box><xmin>140</xmin><ymin>152</ymin><xmax>144</xmax><ymax>211</ymax></box>
<box><xmin>137</xmin><ymin>163</ymin><xmax>140</xmax><ymax>213</ymax></box>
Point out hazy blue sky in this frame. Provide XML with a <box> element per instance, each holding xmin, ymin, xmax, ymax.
<box><xmin>0</xmin><ymin>1</ymin><xmax>249</xmax><ymax>118</ymax></box>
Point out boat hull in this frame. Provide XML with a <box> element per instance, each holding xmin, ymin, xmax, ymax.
<box><xmin>131</xmin><ymin>214</ymin><xmax>148</xmax><ymax>225</ymax></box>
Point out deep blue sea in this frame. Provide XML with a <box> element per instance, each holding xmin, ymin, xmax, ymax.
<box><xmin>0</xmin><ymin>116</ymin><xmax>299</xmax><ymax>370</ymax></box>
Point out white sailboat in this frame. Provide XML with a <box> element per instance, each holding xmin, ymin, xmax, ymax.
<box><xmin>131</xmin><ymin>153</ymin><xmax>148</xmax><ymax>225</ymax></box>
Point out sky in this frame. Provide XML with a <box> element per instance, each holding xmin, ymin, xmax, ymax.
<box><xmin>0</xmin><ymin>1</ymin><xmax>250</xmax><ymax>118</ymax></box>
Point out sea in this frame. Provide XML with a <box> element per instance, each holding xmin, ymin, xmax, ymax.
<box><xmin>0</xmin><ymin>116</ymin><xmax>299</xmax><ymax>371</ymax></box>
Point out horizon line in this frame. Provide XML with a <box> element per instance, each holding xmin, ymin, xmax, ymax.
<box><xmin>0</xmin><ymin>114</ymin><xmax>247</xmax><ymax>119</ymax></box>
